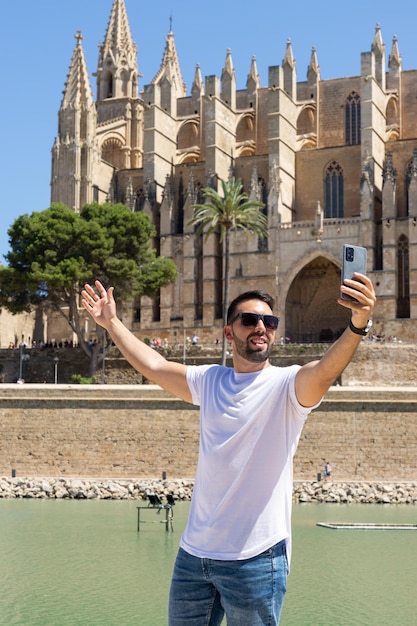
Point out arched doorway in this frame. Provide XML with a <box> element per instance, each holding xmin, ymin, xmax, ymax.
<box><xmin>285</xmin><ymin>256</ymin><xmax>350</xmax><ymax>342</ymax></box>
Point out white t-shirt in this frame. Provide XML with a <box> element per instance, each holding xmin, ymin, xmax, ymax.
<box><xmin>180</xmin><ymin>363</ymin><xmax>318</xmax><ymax>561</ymax></box>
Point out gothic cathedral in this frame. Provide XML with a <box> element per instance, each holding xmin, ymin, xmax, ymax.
<box><xmin>51</xmin><ymin>0</ymin><xmax>417</xmax><ymax>344</ymax></box>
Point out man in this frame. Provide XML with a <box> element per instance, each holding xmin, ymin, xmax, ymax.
<box><xmin>82</xmin><ymin>272</ymin><xmax>375</xmax><ymax>625</ymax></box>
<box><xmin>325</xmin><ymin>461</ymin><xmax>332</xmax><ymax>479</ymax></box>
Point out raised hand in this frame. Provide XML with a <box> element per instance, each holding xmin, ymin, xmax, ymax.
<box><xmin>81</xmin><ymin>281</ymin><xmax>117</xmax><ymax>329</ymax></box>
<box><xmin>338</xmin><ymin>272</ymin><xmax>376</xmax><ymax>327</ymax></box>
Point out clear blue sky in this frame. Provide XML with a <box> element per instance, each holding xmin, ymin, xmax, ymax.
<box><xmin>1</xmin><ymin>0</ymin><xmax>416</xmax><ymax>261</ymax></box>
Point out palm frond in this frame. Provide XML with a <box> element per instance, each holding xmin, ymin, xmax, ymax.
<box><xmin>189</xmin><ymin>176</ymin><xmax>267</xmax><ymax>241</ymax></box>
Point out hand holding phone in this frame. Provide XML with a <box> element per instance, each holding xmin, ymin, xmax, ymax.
<box><xmin>340</xmin><ymin>244</ymin><xmax>367</xmax><ymax>302</ymax></box>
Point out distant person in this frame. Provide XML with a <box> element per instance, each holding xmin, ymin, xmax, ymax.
<box><xmin>325</xmin><ymin>461</ymin><xmax>332</xmax><ymax>479</ymax></box>
<box><xmin>82</xmin><ymin>271</ymin><xmax>375</xmax><ymax>625</ymax></box>
<box><xmin>192</xmin><ymin>335</ymin><xmax>199</xmax><ymax>345</ymax></box>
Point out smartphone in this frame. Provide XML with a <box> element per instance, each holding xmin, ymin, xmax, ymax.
<box><xmin>340</xmin><ymin>244</ymin><xmax>367</xmax><ymax>302</ymax></box>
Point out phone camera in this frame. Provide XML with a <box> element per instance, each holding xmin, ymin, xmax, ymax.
<box><xmin>346</xmin><ymin>247</ymin><xmax>354</xmax><ymax>262</ymax></box>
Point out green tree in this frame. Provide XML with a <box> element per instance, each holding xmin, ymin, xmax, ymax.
<box><xmin>190</xmin><ymin>177</ymin><xmax>268</xmax><ymax>365</ymax></box>
<box><xmin>0</xmin><ymin>202</ymin><xmax>178</xmax><ymax>376</ymax></box>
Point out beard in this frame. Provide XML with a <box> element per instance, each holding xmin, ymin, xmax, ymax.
<box><xmin>232</xmin><ymin>333</ymin><xmax>272</xmax><ymax>363</ymax></box>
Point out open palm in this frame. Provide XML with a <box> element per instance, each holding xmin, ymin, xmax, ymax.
<box><xmin>82</xmin><ymin>281</ymin><xmax>117</xmax><ymax>328</ymax></box>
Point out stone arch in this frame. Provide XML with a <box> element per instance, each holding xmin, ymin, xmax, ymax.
<box><xmin>297</xmin><ymin>104</ymin><xmax>317</xmax><ymax>149</ymax></box>
<box><xmin>101</xmin><ymin>136</ymin><xmax>125</xmax><ymax>169</ymax></box>
<box><xmin>386</xmin><ymin>95</ymin><xmax>400</xmax><ymax>140</ymax></box>
<box><xmin>238</xmin><ymin>145</ymin><xmax>255</xmax><ymax>157</ymax></box>
<box><xmin>178</xmin><ymin>152</ymin><xmax>200</xmax><ymax>164</ymax></box>
<box><xmin>177</xmin><ymin>120</ymin><xmax>199</xmax><ymax>151</ymax></box>
<box><xmin>282</xmin><ymin>254</ymin><xmax>350</xmax><ymax>343</ymax></box>
<box><xmin>235</xmin><ymin>113</ymin><xmax>256</xmax><ymax>157</ymax></box>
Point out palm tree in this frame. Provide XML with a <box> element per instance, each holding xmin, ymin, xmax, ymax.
<box><xmin>190</xmin><ymin>176</ymin><xmax>268</xmax><ymax>365</ymax></box>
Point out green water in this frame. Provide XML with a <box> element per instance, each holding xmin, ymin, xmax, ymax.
<box><xmin>0</xmin><ymin>500</ymin><xmax>416</xmax><ymax>625</ymax></box>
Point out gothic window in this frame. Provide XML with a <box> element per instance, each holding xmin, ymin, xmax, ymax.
<box><xmin>152</xmin><ymin>292</ymin><xmax>161</xmax><ymax>323</ymax></box>
<box><xmin>345</xmin><ymin>92</ymin><xmax>361</xmax><ymax>146</ymax></box>
<box><xmin>397</xmin><ymin>235</ymin><xmax>410</xmax><ymax>318</ymax></box>
<box><xmin>194</xmin><ymin>235</ymin><xmax>203</xmax><ymax>320</ymax></box>
<box><xmin>405</xmin><ymin>163</ymin><xmax>411</xmax><ymax>216</ymax></box>
<box><xmin>405</xmin><ymin>158</ymin><xmax>417</xmax><ymax>217</ymax></box>
<box><xmin>160</xmin><ymin>77</ymin><xmax>172</xmax><ymax>113</ymax></box>
<box><xmin>103</xmin><ymin>72</ymin><xmax>113</xmax><ymax>99</ymax></box>
<box><xmin>257</xmin><ymin>178</ymin><xmax>268</xmax><ymax>252</ymax></box>
<box><xmin>176</xmin><ymin>176</ymin><xmax>184</xmax><ymax>235</ymax></box>
<box><xmin>121</xmin><ymin>70</ymin><xmax>129</xmax><ymax>97</ymax></box>
<box><xmin>324</xmin><ymin>161</ymin><xmax>344</xmax><ymax>218</ymax></box>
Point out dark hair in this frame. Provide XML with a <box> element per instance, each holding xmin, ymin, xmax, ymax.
<box><xmin>227</xmin><ymin>290</ymin><xmax>275</xmax><ymax>324</ymax></box>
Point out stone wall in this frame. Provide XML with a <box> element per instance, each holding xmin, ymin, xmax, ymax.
<box><xmin>0</xmin><ymin>310</ymin><xmax>35</xmax><ymax>350</ymax></box>
<box><xmin>2</xmin><ymin>340</ymin><xmax>417</xmax><ymax>386</ymax></box>
<box><xmin>298</xmin><ymin>388</ymin><xmax>417</xmax><ymax>480</ymax></box>
<box><xmin>0</xmin><ymin>385</ymin><xmax>416</xmax><ymax>481</ymax></box>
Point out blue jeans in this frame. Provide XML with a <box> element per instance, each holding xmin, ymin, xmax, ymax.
<box><xmin>168</xmin><ymin>540</ymin><xmax>288</xmax><ymax>625</ymax></box>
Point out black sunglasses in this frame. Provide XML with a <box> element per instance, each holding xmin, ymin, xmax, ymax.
<box><xmin>228</xmin><ymin>312</ymin><xmax>280</xmax><ymax>331</ymax></box>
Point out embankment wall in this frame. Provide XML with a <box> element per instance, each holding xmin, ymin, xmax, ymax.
<box><xmin>0</xmin><ymin>385</ymin><xmax>416</xmax><ymax>481</ymax></box>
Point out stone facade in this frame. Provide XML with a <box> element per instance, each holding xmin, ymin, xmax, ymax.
<box><xmin>49</xmin><ymin>0</ymin><xmax>417</xmax><ymax>346</ymax></box>
<box><xmin>0</xmin><ymin>308</ymin><xmax>38</xmax><ymax>350</ymax></box>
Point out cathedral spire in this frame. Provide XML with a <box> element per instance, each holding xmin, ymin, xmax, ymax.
<box><xmin>151</xmin><ymin>29</ymin><xmax>186</xmax><ymax>97</ymax></box>
<box><xmin>61</xmin><ymin>31</ymin><xmax>94</xmax><ymax>110</ymax></box>
<box><xmin>191</xmin><ymin>63</ymin><xmax>204</xmax><ymax>101</ymax></box>
<box><xmin>371</xmin><ymin>23</ymin><xmax>384</xmax><ymax>55</ymax></box>
<box><xmin>283</xmin><ymin>39</ymin><xmax>295</xmax><ymax>69</ymax></box>
<box><xmin>388</xmin><ymin>35</ymin><xmax>402</xmax><ymax>73</ymax></box>
<box><xmin>51</xmin><ymin>31</ymin><xmax>97</xmax><ymax>210</ymax></box>
<box><xmin>222</xmin><ymin>48</ymin><xmax>235</xmax><ymax>78</ymax></box>
<box><xmin>96</xmin><ymin>0</ymin><xmax>138</xmax><ymax>100</ymax></box>
<box><xmin>246</xmin><ymin>55</ymin><xmax>259</xmax><ymax>107</ymax></box>
<box><xmin>371</xmin><ymin>23</ymin><xmax>386</xmax><ymax>89</ymax></box>
<box><xmin>221</xmin><ymin>49</ymin><xmax>236</xmax><ymax>108</ymax></box>
<box><xmin>247</xmin><ymin>55</ymin><xmax>260</xmax><ymax>90</ymax></box>
<box><xmin>307</xmin><ymin>46</ymin><xmax>320</xmax><ymax>84</ymax></box>
<box><xmin>282</xmin><ymin>39</ymin><xmax>296</xmax><ymax>99</ymax></box>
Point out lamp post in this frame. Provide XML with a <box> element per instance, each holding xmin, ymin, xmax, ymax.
<box><xmin>18</xmin><ymin>336</ymin><xmax>29</xmax><ymax>382</ymax></box>
<box><xmin>101</xmin><ymin>341</ymin><xmax>106</xmax><ymax>384</ymax></box>
<box><xmin>19</xmin><ymin>343</ymin><xmax>24</xmax><ymax>380</ymax></box>
<box><xmin>53</xmin><ymin>356</ymin><xmax>59</xmax><ymax>384</ymax></box>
